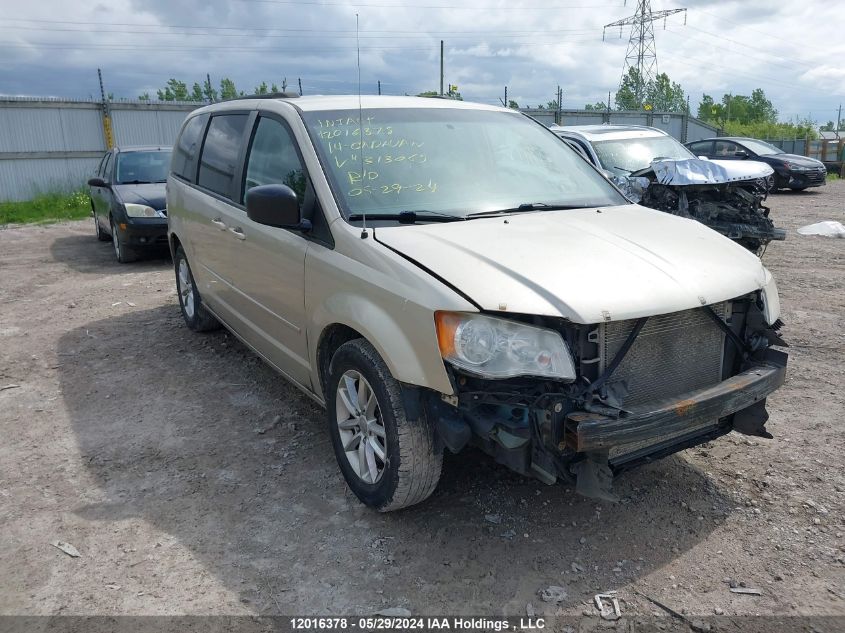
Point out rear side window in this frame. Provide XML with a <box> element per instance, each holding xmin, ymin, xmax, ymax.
<box><xmin>172</xmin><ymin>113</ymin><xmax>209</xmax><ymax>182</ymax></box>
<box><xmin>243</xmin><ymin>117</ymin><xmax>306</xmax><ymax>205</ymax></box>
<box><xmin>198</xmin><ymin>114</ymin><xmax>249</xmax><ymax>198</ymax></box>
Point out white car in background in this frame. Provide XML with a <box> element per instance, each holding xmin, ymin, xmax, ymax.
<box><xmin>553</xmin><ymin>124</ymin><xmax>785</xmax><ymax>253</ymax></box>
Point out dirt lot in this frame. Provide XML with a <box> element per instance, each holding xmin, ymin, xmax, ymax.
<box><xmin>1</xmin><ymin>183</ymin><xmax>843</xmax><ymax>629</ymax></box>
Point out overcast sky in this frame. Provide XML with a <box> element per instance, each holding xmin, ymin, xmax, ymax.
<box><xmin>0</xmin><ymin>0</ymin><xmax>842</xmax><ymax>124</ymax></box>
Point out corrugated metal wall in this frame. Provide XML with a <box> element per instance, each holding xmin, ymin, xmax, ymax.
<box><xmin>0</xmin><ymin>98</ymin><xmax>197</xmax><ymax>201</ymax></box>
<box><xmin>523</xmin><ymin>108</ymin><xmax>719</xmax><ymax>143</ymax></box>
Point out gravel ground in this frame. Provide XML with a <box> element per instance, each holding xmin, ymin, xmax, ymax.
<box><xmin>1</xmin><ymin>183</ymin><xmax>843</xmax><ymax>629</ymax></box>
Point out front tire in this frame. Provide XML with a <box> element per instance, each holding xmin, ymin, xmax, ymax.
<box><xmin>111</xmin><ymin>218</ymin><xmax>138</xmax><ymax>263</ymax></box>
<box><xmin>327</xmin><ymin>339</ymin><xmax>442</xmax><ymax>511</ymax></box>
<box><xmin>174</xmin><ymin>245</ymin><xmax>219</xmax><ymax>332</ymax></box>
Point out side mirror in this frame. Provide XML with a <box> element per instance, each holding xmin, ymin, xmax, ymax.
<box><xmin>245</xmin><ymin>184</ymin><xmax>309</xmax><ymax>230</ymax></box>
<box><xmin>88</xmin><ymin>177</ymin><xmax>108</xmax><ymax>187</ymax></box>
<box><xmin>734</xmin><ymin>150</ymin><xmax>749</xmax><ymax>159</ymax></box>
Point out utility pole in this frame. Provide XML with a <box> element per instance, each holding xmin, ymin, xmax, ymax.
<box><xmin>837</xmin><ymin>103</ymin><xmax>842</xmax><ymax>137</ymax></box>
<box><xmin>500</xmin><ymin>85</ymin><xmax>508</xmax><ymax>108</ymax></box>
<box><xmin>97</xmin><ymin>68</ymin><xmax>114</xmax><ymax>150</ymax></box>
<box><xmin>603</xmin><ymin>1</ymin><xmax>686</xmax><ymax>109</ymax></box>
<box><xmin>206</xmin><ymin>73</ymin><xmax>214</xmax><ymax>103</ymax></box>
<box><xmin>378</xmin><ymin>80</ymin><xmax>381</xmax><ymax>95</ymax></box>
<box><xmin>439</xmin><ymin>40</ymin><xmax>444</xmax><ymax>96</ymax></box>
<box><xmin>282</xmin><ymin>77</ymin><xmax>287</xmax><ymax>92</ymax></box>
<box><xmin>557</xmin><ymin>85</ymin><xmax>562</xmax><ymax>124</ymax></box>
<box><xmin>298</xmin><ymin>77</ymin><xmax>303</xmax><ymax>95</ymax></box>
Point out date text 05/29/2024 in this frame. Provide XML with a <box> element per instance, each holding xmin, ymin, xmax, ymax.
<box><xmin>289</xmin><ymin>617</ymin><xmax>546</xmax><ymax>631</ymax></box>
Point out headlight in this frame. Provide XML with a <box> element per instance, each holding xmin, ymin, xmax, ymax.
<box><xmin>124</xmin><ymin>203</ymin><xmax>158</xmax><ymax>218</ymax></box>
<box><xmin>435</xmin><ymin>311</ymin><xmax>576</xmax><ymax>381</ymax></box>
<box><xmin>760</xmin><ymin>268</ymin><xmax>780</xmax><ymax>325</ymax></box>
<box><xmin>782</xmin><ymin>162</ymin><xmax>808</xmax><ymax>172</ymax></box>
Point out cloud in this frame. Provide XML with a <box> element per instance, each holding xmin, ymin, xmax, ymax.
<box><xmin>0</xmin><ymin>0</ymin><xmax>841</xmax><ymax>122</ymax></box>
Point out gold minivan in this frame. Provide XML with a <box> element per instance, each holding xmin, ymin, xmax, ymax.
<box><xmin>167</xmin><ymin>95</ymin><xmax>787</xmax><ymax>511</ymax></box>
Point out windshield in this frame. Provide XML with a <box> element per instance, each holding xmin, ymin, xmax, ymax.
<box><xmin>115</xmin><ymin>150</ymin><xmax>172</xmax><ymax>184</ymax></box>
<box><xmin>301</xmin><ymin>108</ymin><xmax>626</xmax><ymax>219</ymax></box>
<box><xmin>592</xmin><ymin>135</ymin><xmax>695</xmax><ymax>176</ymax></box>
<box><xmin>735</xmin><ymin>139</ymin><xmax>784</xmax><ymax>156</ymax></box>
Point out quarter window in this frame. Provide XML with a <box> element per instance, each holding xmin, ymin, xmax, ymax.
<box><xmin>198</xmin><ymin>114</ymin><xmax>249</xmax><ymax>198</ymax></box>
<box><xmin>243</xmin><ymin>117</ymin><xmax>307</xmax><ymax>205</ymax></box>
<box><xmin>172</xmin><ymin>113</ymin><xmax>209</xmax><ymax>182</ymax></box>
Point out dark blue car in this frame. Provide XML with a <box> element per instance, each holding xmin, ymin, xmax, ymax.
<box><xmin>88</xmin><ymin>146</ymin><xmax>172</xmax><ymax>262</ymax></box>
<box><xmin>685</xmin><ymin>137</ymin><xmax>826</xmax><ymax>191</ymax></box>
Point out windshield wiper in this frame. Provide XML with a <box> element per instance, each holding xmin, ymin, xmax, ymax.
<box><xmin>466</xmin><ymin>202</ymin><xmax>586</xmax><ymax>218</ymax></box>
<box><xmin>120</xmin><ymin>180</ymin><xmax>153</xmax><ymax>185</ymax></box>
<box><xmin>347</xmin><ymin>210</ymin><xmax>464</xmax><ymax>224</ymax></box>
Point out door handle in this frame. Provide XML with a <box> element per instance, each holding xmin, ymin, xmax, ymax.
<box><xmin>229</xmin><ymin>227</ymin><xmax>246</xmax><ymax>240</ymax></box>
<box><xmin>211</xmin><ymin>218</ymin><xmax>227</xmax><ymax>230</ymax></box>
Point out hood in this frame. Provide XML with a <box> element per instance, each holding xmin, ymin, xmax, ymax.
<box><xmin>770</xmin><ymin>153</ymin><xmax>825</xmax><ymax>168</ymax></box>
<box><xmin>375</xmin><ymin>205</ymin><xmax>768</xmax><ymax>324</ymax></box>
<box><xmin>113</xmin><ymin>183</ymin><xmax>167</xmax><ymax>211</ymax></box>
<box><xmin>650</xmin><ymin>158</ymin><xmax>773</xmax><ymax>186</ymax></box>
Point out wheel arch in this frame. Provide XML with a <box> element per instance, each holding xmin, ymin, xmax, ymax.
<box><xmin>310</xmin><ymin>296</ymin><xmax>454</xmax><ymax>402</ymax></box>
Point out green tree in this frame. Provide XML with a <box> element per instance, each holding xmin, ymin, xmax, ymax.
<box><xmin>615</xmin><ymin>69</ymin><xmax>686</xmax><ymax>111</ymax></box>
<box><xmin>190</xmin><ymin>83</ymin><xmax>204</xmax><ymax>102</ymax></box>
<box><xmin>508</xmin><ymin>100</ymin><xmax>520</xmax><ymax>109</ymax></box>
<box><xmin>615</xmin><ymin>68</ymin><xmax>645</xmax><ymax>110</ymax></box>
<box><xmin>220</xmin><ymin>78</ymin><xmax>238</xmax><ymax>100</ymax></box>
<box><xmin>546</xmin><ymin>99</ymin><xmax>559</xmax><ymax>110</ymax></box>
<box><xmin>254</xmin><ymin>81</ymin><xmax>269</xmax><ymax>95</ymax></box>
<box><xmin>698</xmin><ymin>89</ymin><xmax>777</xmax><ymax>125</ymax></box>
<box><xmin>646</xmin><ymin>73</ymin><xmax>686</xmax><ymax>112</ymax></box>
<box><xmin>748</xmin><ymin>88</ymin><xmax>777</xmax><ymax>124</ymax></box>
<box><xmin>584</xmin><ymin>101</ymin><xmax>609</xmax><ymax>110</ymax></box>
<box><xmin>697</xmin><ymin>94</ymin><xmax>719</xmax><ymax>121</ymax></box>
<box><xmin>157</xmin><ymin>79</ymin><xmax>189</xmax><ymax>101</ymax></box>
<box><xmin>271</xmin><ymin>83</ymin><xmax>280</xmax><ymax>93</ymax></box>
<box><xmin>138</xmin><ymin>92</ymin><xmax>150</xmax><ymax>101</ymax></box>
<box><xmin>820</xmin><ymin>121</ymin><xmax>836</xmax><ymax>131</ymax></box>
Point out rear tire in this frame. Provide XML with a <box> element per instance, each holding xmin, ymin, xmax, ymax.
<box><xmin>111</xmin><ymin>218</ymin><xmax>139</xmax><ymax>263</ymax></box>
<box><xmin>174</xmin><ymin>245</ymin><xmax>219</xmax><ymax>332</ymax></box>
<box><xmin>327</xmin><ymin>339</ymin><xmax>442</xmax><ymax>511</ymax></box>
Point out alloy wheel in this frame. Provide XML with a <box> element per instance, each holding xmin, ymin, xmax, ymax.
<box><xmin>177</xmin><ymin>258</ymin><xmax>195</xmax><ymax>319</ymax></box>
<box><xmin>335</xmin><ymin>370</ymin><xmax>387</xmax><ymax>484</ymax></box>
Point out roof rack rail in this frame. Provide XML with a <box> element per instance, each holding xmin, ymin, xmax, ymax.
<box><xmin>221</xmin><ymin>92</ymin><xmax>301</xmax><ymax>102</ymax></box>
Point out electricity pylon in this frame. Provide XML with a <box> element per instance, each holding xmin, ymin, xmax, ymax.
<box><xmin>603</xmin><ymin>1</ymin><xmax>686</xmax><ymax>108</ymax></box>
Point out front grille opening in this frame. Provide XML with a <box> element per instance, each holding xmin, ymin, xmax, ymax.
<box><xmin>599</xmin><ymin>304</ymin><xmax>726</xmax><ymax>408</ymax></box>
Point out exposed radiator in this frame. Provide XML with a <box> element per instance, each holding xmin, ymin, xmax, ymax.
<box><xmin>597</xmin><ymin>304</ymin><xmax>727</xmax><ymax>409</ymax></box>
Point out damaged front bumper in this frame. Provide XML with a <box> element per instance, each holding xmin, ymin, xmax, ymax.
<box><xmin>568</xmin><ymin>348</ymin><xmax>787</xmax><ymax>460</ymax></box>
<box><xmin>420</xmin><ymin>302</ymin><xmax>788</xmax><ymax>501</ymax></box>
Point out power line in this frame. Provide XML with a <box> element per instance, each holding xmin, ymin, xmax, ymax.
<box><xmin>0</xmin><ymin>24</ymin><xmax>597</xmax><ymax>40</ymax></box>
<box><xmin>229</xmin><ymin>0</ymin><xmax>617</xmax><ymax>9</ymax></box>
<box><xmin>0</xmin><ymin>36</ymin><xmax>601</xmax><ymax>53</ymax></box>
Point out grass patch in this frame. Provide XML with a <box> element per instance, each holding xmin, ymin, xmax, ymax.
<box><xmin>0</xmin><ymin>190</ymin><xmax>91</xmax><ymax>225</ymax></box>
<box><xmin>827</xmin><ymin>173</ymin><xmax>840</xmax><ymax>182</ymax></box>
